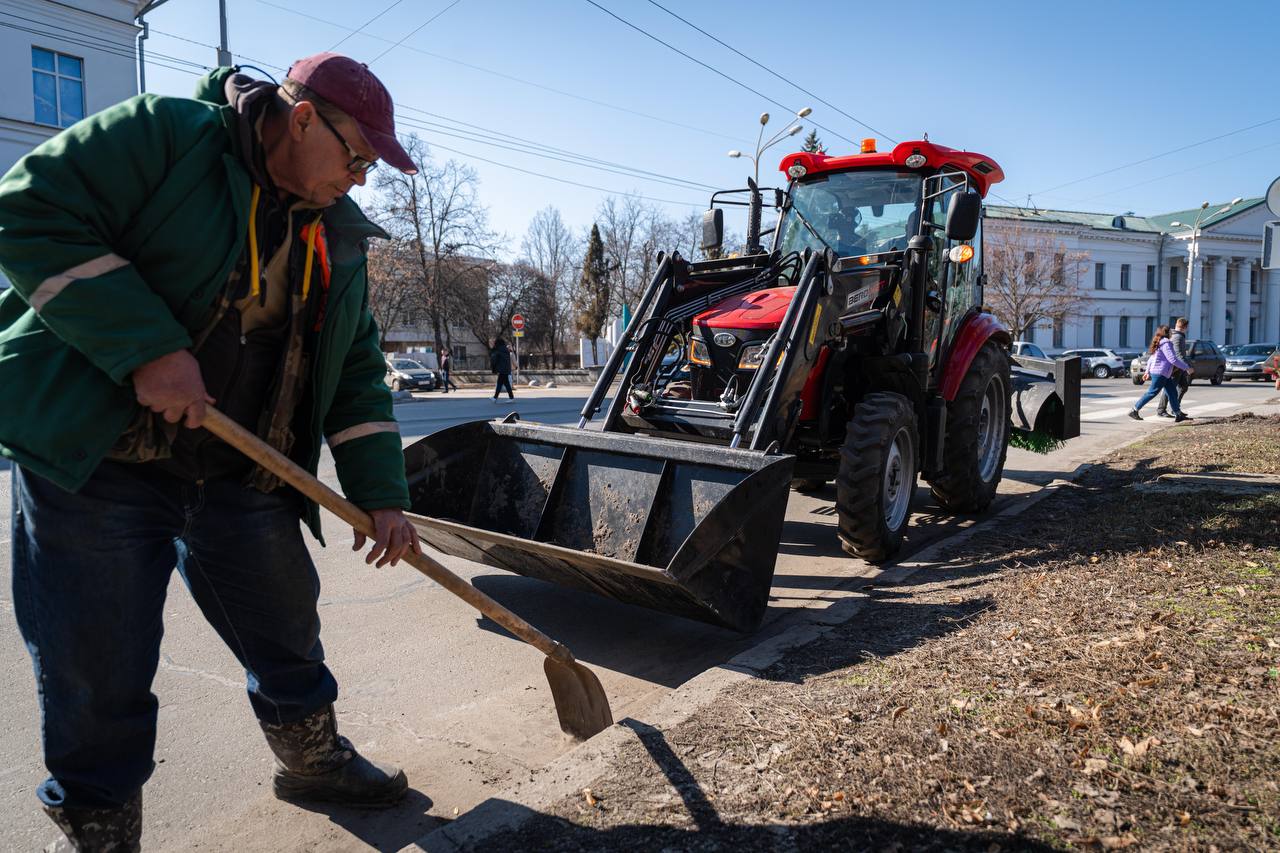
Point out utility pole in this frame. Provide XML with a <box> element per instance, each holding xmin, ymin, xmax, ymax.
<box><xmin>217</xmin><ymin>0</ymin><xmax>232</xmax><ymax>66</ymax></box>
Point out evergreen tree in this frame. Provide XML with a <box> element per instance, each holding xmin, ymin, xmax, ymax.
<box><xmin>574</xmin><ymin>223</ymin><xmax>611</xmax><ymax>363</ymax></box>
<box><xmin>801</xmin><ymin>129</ymin><xmax>825</xmax><ymax>154</ymax></box>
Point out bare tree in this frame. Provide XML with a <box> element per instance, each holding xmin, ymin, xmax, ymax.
<box><xmin>372</xmin><ymin>135</ymin><xmax>499</xmax><ymax>356</ymax></box>
<box><xmin>366</xmin><ymin>238</ymin><xmax>420</xmax><ymax>350</ymax></box>
<box><xmin>520</xmin><ymin>206</ymin><xmax>578</xmax><ymax>368</ymax></box>
<box><xmin>454</xmin><ymin>260</ymin><xmax>535</xmax><ymax>360</ymax></box>
<box><xmin>984</xmin><ymin>223</ymin><xmax>1091</xmax><ymax>341</ymax></box>
<box><xmin>597</xmin><ymin>194</ymin><xmax>646</xmax><ymax>313</ymax></box>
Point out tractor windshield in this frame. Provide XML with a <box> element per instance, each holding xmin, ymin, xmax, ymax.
<box><xmin>777</xmin><ymin>169</ymin><xmax>921</xmax><ymax>258</ymax></box>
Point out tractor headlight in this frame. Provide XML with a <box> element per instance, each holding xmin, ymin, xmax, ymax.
<box><xmin>690</xmin><ymin>337</ymin><xmax>711</xmax><ymax>366</ymax></box>
<box><xmin>738</xmin><ymin>343</ymin><xmax>768</xmax><ymax>369</ymax></box>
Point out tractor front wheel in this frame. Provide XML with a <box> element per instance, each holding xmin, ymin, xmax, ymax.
<box><xmin>836</xmin><ymin>392</ymin><xmax>918</xmax><ymax>561</ymax></box>
<box><xmin>929</xmin><ymin>341</ymin><xmax>1012</xmax><ymax>514</ymax></box>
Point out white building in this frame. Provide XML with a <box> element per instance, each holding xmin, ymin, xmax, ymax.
<box><xmin>1</xmin><ymin>0</ymin><xmax>140</xmax><ymax>287</ymax></box>
<box><xmin>985</xmin><ymin>199</ymin><xmax>1280</xmax><ymax>350</ymax></box>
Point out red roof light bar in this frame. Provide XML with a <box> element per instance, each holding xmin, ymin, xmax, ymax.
<box><xmin>778</xmin><ymin>140</ymin><xmax>1005</xmax><ymax>198</ymax></box>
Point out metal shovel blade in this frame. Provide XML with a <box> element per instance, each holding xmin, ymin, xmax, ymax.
<box><xmin>545</xmin><ymin>656</ymin><xmax>614</xmax><ymax>739</ymax></box>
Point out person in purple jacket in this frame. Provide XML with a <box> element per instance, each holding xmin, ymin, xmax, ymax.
<box><xmin>1130</xmin><ymin>324</ymin><xmax>1193</xmax><ymax>421</ymax></box>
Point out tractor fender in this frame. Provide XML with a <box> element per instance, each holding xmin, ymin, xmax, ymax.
<box><xmin>938</xmin><ymin>312</ymin><xmax>1011</xmax><ymax>401</ymax></box>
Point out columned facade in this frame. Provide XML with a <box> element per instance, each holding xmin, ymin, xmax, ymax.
<box><xmin>986</xmin><ymin>198</ymin><xmax>1275</xmax><ymax>349</ymax></box>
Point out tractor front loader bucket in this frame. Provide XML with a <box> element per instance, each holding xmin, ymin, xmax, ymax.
<box><xmin>1010</xmin><ymin>354</ymin><xmax>1081</xmax><ymax>440</ymax></box>
<box><xmin>401</xmin><ymin>421</ymin><xmax>795</xmax><ymax>632</ymax></box>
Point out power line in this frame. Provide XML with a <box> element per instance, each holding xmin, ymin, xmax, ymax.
<box><xmin>420</xmin><ymin>139</ymin><xmax>704</xmax><ymax>207</ymax></box>
<box><xmin>145</xmin><ymin>29</ymin><xmax>722</xmax><ymax>195</ymax></box>
<box><xmin>1033</xmin><ymin>115</ymin><xmax>1280</xmax><ymax>196</ymax></box>
<box><xmin>643</xmin><ymin>0</ymin><xmax>896</xmax><ymax>142</ymax></box>
<box><xmin>395</xmin><ymin>114</ymin><xmax>718</xmax><ymax>193</ymax></box>
<box><xmin>328</xmin><ymin>0</ymin><xmax>407</xmax><ymax>52</ymax></box>
<box><xmin>580</xmin><ymin>0</ymin><xmax>854</xmax><ymax>148</ymax></box>
<box><xmin>368</xmin><ymin>0</ymin><xmax>465</xmax><ymax>64</ymax></box>
<box><xmin>251</xmin><ymin>0</ymin><xmax>745</xmax><ymax>144</ymax></box>
<box><xmin>1070</xmin><ymin>139</ymin><xmax>1280</xmax><ymax>205</ymax></box>
<box><xmin>0</xmin><ymin>15</ymin><xmax>207</xmax><ymax>77</ymax></box>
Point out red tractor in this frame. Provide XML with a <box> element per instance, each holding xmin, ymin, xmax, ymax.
<box><xmin>400</xmin><ymin>139</ymin><xmax>1080</xmax><ymax>632</ymax></box>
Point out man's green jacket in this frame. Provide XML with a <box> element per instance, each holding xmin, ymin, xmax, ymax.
<box><xmin>0</xmin><ymin>69</ymin><xmax>409</xmax><ymax>539</ymax></box>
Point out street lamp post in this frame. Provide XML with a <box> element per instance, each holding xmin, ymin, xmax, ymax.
<box><xmin>727</xmin><ymin>108</ymin><xmax>811</xmax><ymax>253</ymax></box>
<box><xmin>1171</xmin><ymin>197</ymin><xmax>1241</xmax><ymax>339</ymax></box>
<box><xmin>727</xmin><ymin>107</ymin><xmax>811</xmax><ymax>185</ymax></box>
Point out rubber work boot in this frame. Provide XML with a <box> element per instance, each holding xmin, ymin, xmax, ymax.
<box><xmin>43</xmin><ymin>792</ymin><xmax>141</xmax><ymax>852</ymax></box>
<box><xmin>260</xmin><ymin>705</ymin><xmax>407</xmax><ymax>808</ymax></box>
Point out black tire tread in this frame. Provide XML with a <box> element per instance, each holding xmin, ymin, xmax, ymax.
<box><xmin>929</xmin><ymin>342</ymin><xmax>1012</xmax><ymax>514</ymax></box>
<box><xmin>836</xmin><ymin>392</ymin><xmax>918</xmax><ymax>562</ymax></box>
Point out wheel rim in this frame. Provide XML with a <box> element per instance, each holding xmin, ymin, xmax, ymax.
<box><xmin>977</xmin><ymin>374</ymin><xmax>1006</xmax><ymax>483</ymax></box>
<box><xmin>883</xmin><ymin>426</ymin><xmax>914</xmax><ymax>530</ymax></box>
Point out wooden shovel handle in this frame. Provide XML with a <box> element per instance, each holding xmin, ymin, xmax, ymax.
<box><xmin>201</xmin><ymin>408</ymin><xmax>572</xmax><ymax>664</ymax></box>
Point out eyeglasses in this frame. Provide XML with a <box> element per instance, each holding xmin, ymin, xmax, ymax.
<box><xmin>312</xmin><ymin>109</ymin><xmax>378</xmax><ymax>175</ymax></box>
<box><xmin>285</xmin><ymin>91</ymin><xmax>378</xmax><ymax>175</ymax></box>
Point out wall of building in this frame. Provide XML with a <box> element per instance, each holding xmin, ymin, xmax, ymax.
<box><xmin>0</xmin><ymin>0</ymin><xmax>138</xmax><ymax>289</ymax></box>
<box><xmin>0</xmin><ymin>0</ymin><xmax>138</xmax><ymax>175</ymax></box>
<box><xmin>987</xmin><ymin>207</ymin><xmax>1278</xmax><ymax>352</ymax></box>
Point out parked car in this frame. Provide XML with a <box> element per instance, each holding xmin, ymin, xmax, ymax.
<box><xmin>1129</xmin><ymin>339</ymin><xmax>1226</xmax><ymax>385</ymax></box>
<box><xmin>1220</xmin><ymin>344</ymin><xmax>1242</xmax><ymax>358</ymax></box>
<box><xmin>1223</xmin><ymin>343</ymin><xmax>1280</xmax><ymax>381</ymax></box>
<box><xmin>1061</xmin><ymin>348</ymin><xmax>1127</xmax><ymax>379</ymax></box>
<box><xmin>385</xmin><ymin>357</ymin><xmax>437</xmax><ymax>391</ymax></box>
<box><xmin>1011</xmin><ymin>340</ymin><xmax>1049</xmax><ymax>360</ymax></box>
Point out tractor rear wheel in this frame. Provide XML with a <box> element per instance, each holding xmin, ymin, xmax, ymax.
<box><xmin>929</xmin><ymin>341</ymin><xmax>1012</xmax><ymax>514</ymax></box>
<box><xmin>836</xmin><ymin>392</ymin><xmax>918</xmax><ymax>561</ymax></box>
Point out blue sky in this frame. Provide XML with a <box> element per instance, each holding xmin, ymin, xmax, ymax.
<box><xmin>140</xmin><ymin>0</ymin><xmax>1276</xmax><ymax>249</ymax></box>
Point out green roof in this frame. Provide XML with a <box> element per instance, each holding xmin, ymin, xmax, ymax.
<box><xmin>1143</xmin><ymin>197</ymin><xmax>1263</xmax><ymax>231</ymax></box>
<box><xmin>986</xmin><ymin>197</ymin><xmax>1263</xmax><ymax>234</ymax></box>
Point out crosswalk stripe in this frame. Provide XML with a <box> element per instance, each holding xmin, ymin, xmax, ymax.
<box><xmin>1080</xmin><ymin>399</ymin><xmax>1244</xmax><ymax>422</ymax></box>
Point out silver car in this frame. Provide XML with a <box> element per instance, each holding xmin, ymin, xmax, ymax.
<box><xmin>1223</xmin><ymin>343</ymin><xmax>1280</xmax><ymax>381</ymax></box>
<box><xmin>1061</xmin><ymin>348</ymin><xmax>1127</xmax><ymax>379</ymax></box>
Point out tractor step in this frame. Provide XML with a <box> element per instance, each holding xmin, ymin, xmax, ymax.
<box><xmin>401</xmin><ymin>420</ymin><xmax>793</xmax><ymax>632</ymax></box>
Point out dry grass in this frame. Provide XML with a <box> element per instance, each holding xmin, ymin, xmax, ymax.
<box><xmin>480</xmin><ymin>417</ymin><xmax>1280</xmax><ymax>852</ymax></box>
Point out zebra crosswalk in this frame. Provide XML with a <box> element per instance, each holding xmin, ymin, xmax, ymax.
<box><xmin>1079</xmin><ymin>400</ymin><xmax>1242</xmax><ymax>422</ymax></box>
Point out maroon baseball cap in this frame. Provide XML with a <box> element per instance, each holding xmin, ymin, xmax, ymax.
<box><xmin>286</xmin><ymin>52</ymin><xmax>417</xmax><ymax>174</ymax></box>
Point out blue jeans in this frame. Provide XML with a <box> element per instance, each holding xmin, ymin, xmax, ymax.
<box><xmin>11</xmin><ymin>462</ymin><xmax>338</xmax><ymax>810</ymax></box>
<box><xmin>1134</xmin><ymin>373</ymin><xmax>1182</xmax><ymax>415</ymax></box>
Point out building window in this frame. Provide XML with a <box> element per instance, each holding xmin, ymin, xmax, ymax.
<box><xmin>1026</xmin><ymin>324</ymin><xmax>1035</xmax><ymax>343</ymax></box>
<box><xmin>1250</xmin><ymin>316</ymin><xmax>1259</xmax><ymax>341</ymax></box>
<box><xmin>32</xmin><ymin>47</ymin><xmax>85</xmax><ymax>128</ymax></box>
<box><xmin>1144</xmin><ymin>316</ymin><xmax>1155</xmax><ymax>343</ymax></box>
<box><xmin>1119</xmin><ymin>316</ymin><xmax>1129</xmax><ymax>347</ymax></box>
<box><xmin>1226</xmin><ymin>268</ymin><xmax>1234</xmax><ymax>294</ymax></box>
<box><xmin>1146</xmin><ymin>265</ymin><xmax>1155</xmax><ymax>291</ymax></box>
<box><xmin>1094</xmin><ymin>263</ymin><xmax>1106</xmax><ymax>290</ymax></box>
<box><xmin>1120</xmin><ymin>264</ymin><xmax>1131</xmax><ymax>291</ymax></box>
<box><xmin>1169</xmin><ymin>266</ymin><xmax>1179</xmax><ymax>292</ymax></box>
<box><xmin>1053</xmin><ymin>316</ymin><xmax>1064</xmax><ymax>348</ymax></box>
<box><xmin>1093</xmin><ymin>316</ymin><xmax>1104</xmax><ymax>346</ymax></box>
<box><xmin>1250</xmin><ymin>267</ymin><xmax>1258</xmax><ymax>294</ymax></box>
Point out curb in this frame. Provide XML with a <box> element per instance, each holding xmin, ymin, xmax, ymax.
<box><xmin>405</xmin><ymin>409</ymin><xmax>1272</xmax><ymax>852</ymax></box>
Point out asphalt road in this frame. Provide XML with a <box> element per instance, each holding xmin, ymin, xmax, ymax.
<box><xmin>1</xmin><ymin>377</ymin><xmax>1276</xmax><ymax>851</ymax></box>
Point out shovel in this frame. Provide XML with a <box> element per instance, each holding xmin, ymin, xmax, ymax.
<box><xmin>201</xmin><ymin>408</ymin><xmax>614</xmax><ymax>741</ymax></box>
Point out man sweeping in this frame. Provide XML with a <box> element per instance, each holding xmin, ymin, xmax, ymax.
<box><xmin>0</xmin><ymin>53</ymin><xmax>422</xmax><ymax>850</ymax></box>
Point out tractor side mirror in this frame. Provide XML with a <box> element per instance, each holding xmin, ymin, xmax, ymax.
<box><xmin>945</xmin><ymin>191</ymin><xmax>982</xmax><ymax>242</ymax></box>
<box><xmin>701</xmin><ymin>207</ymin><xmax>724</xmax><ymax>256</ymax></box>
